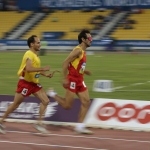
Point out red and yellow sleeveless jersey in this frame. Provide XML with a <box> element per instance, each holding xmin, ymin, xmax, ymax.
<box><xmin>17</xmin><ymin>50</ymin><xmax>41</xmax><ymax>83</ymax></box>
<box><xmin>68</xmin><ymin>46</ymin><xmax>86</xmax><ymax>79</ymax></box>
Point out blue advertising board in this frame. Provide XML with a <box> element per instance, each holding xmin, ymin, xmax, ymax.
<box><xmin>1</xmin><ymin>40</ymin><xmax>150</xmax><ymax>47</ymax></box>
<box><xmin>42</xmin><ymin>32</ymin><xmax>64</xmax><ymax>39</ymax></box>
<box><xmin>40</xmin><ymin>0</ymin><xmax>150</xmax><ymax>8</ymax></box>
<box><xmin>16</xmin><ymin>0</ymin><xmax>150</xmax><ymax>11</ymax></box>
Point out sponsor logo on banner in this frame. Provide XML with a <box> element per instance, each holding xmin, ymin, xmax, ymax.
<box><xmin>97</xmin><ymin>102</ymin><xmax>150</xmax><ymax>124</ymax></box>
<box><xmin>0</xmin><ymin>101</ymin><xmax>58</xmax><ymax>119</ymax></box>
<box><xmin>84</xmin><ymin>98</ymin><xmax>150</xmax><ymax>130</ymax></box>
<box><xmin>0</xmin><ymin>95</ymin><xmax>82</xmax><ymax>123</ymax></box>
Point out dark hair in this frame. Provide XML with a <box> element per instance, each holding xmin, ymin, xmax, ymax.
<box><xmin>78</xmin><ymin>29</ymin><xmax>90</xmax><ymax>44</ymax></box>
<box><xmin>27</xmin><ymin>35</ymin><xmax>37</xmax><ymax>48</ymax></box>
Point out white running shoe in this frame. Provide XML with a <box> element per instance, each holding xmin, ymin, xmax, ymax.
<box><xmin>46</xmin><ymin>88</ymin><xmax>57</xmax><ymax>98</ymax></box>
<box><xmin>0</xmin><ymin>123</ymin><xmax>6</xmax><ymax>134</ymax></box>
<box><xmin>33</xmin><ymin>124</ymin><xmax>49</xmax><ymax>134</ymax></box>
<box><xmin>74</xmin><ymin>127</ymin><xmax>93</xmax><ymax>134</ymax></box>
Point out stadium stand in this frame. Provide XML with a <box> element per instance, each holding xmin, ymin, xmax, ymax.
<box><xmin>22</xmin><ymin>10</ymin><xmax>111</xmax><ymax>40</ymax></box>
<box><xmin>0</xmin><ymin>11</ymin><xmax>32</xmax><ymax>39</ymax></box>
<box><xmin>111</xmin><ymin>9</ymin><xmax>150</xmax><ymax>40</ymax></box>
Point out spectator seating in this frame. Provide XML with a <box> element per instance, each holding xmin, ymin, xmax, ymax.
<box><xmin>0</xmin><ymin>11</ymin><xmax>32</xmax><ymax>38</ymax></box>
<box><xmin>22</xmin><ymin>10</ymin><xmax>111</xmax><ymax>40</ymax></box>
<box><xmin>111</xmin><ymin>9</ymin><xmax>150</xmax><ymax>40</ymax></box>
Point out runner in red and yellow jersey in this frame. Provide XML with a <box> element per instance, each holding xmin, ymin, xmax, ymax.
<box><xmin>47</xmin><ymin>29</ymin><xmax>93</xmax><ymax>134</ymax></box>
<box><xmin>0</xmin><ymin>35</ymin><xmax>53</xmax><ymax>134</ymax></box>
<box><xmin>66</xmin><ymin>45</ymin><xmax>87</xmax><ymax>93</ymax></box>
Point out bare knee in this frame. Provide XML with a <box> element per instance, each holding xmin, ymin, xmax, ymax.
<box><xmin>42</xmin><ymin>99</ymin><xmax>49</xmax><ymax>106</ymax></box>
<box><xmin>82</xmin><ymin>100</ymin><xmax>91</xmax><ymax>108</ymax></box>
<box><xmin>63</xmin><ymin>104</ymin><xmax>72</xmax><ymax>110</ymax></box>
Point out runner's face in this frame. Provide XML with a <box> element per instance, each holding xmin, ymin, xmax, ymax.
<box><xmin>33</xmin><ymin>37</ymin><xmax>41</xmax><ymax>51</ymax></box>
<box><xmin>85</xmin><ymin>33</ymin><xmax>92</xmax><ymax>47</ymax></box>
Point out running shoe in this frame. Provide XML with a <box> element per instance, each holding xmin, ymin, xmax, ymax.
<box><xmin>33</xmin><ymin>123</ymin><xmax>49</xmax><ymax>134</ymax></box>
<box><xmin>74</xmin><ymin>127</ymin><xmax>93</xmax><ymax>134</ymax></box>
<box><xmin>0</xmin><ymin>123</ymin><xmax>6</xmax><ymax>134</ymax></box>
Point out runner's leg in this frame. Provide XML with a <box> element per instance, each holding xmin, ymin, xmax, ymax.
<box><xmin>75</xmin><ymin>89</ymin><xmax>92</xmax><ymax>134</ymax></box>
<box><xmin>77</xmin><ymin>89</ymin><xmax>91</xmax><ymax>123</ymax></box>
<box><xmin>47</xmin><ymin>89</ymin><xmax>75</xmax><ymax>110</ymax></box>
<box><xmin>0</xmin><ymin>93</ymin><xmax>24</xmax><ymax>123</ymax></box>
<box><xmin>0</xmin><ymin>93</ymin><xmax>24</xmax><ymax>133</ymax></box>
<box><xmin>33</xmin><ymin>88</ymin><xmax>49</xmax><ymax>124</ymax></box>
<box><xmin>33</xmin><ymin>88</ymin><xmax>50</xmax><ymax>133</ymax></box>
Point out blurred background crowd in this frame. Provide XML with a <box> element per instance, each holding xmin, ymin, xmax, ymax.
<box><xmin>0</xmin><ymin>0</ymin><xmax>149</xmax><ymax>52</ymax></box>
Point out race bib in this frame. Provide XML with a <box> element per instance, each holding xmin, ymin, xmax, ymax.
<box><xmin>35</xmin><ymin>74</ymin><xmax>40</xmax><ymax>78</ymax></box>
<box><xmin>79</xmin><ymin>62</ymin><xmax>86</xmax><ymax>74</ymax></box>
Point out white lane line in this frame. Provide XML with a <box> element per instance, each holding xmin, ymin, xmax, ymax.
<box><xmin>6</xmin><ymin>130</ymin><xmax>150</xmax><ymax>144</ymax></box>
<box><xmin>100</xmin><ymin>137</ymin><xmax>150</xmax><ymax>143</ymax></box>
<box><xmin>130</xmin><ymin>83</ymin><xmax>145</xmax><ymax>86</ymax></box>
<box><xmin>114</xmin><ymin>80</ymin><xmax>150</xmax><ymax>91</ymax></box>
<box><xmin>116</xmin><ymin>90</ymin><xmax>150</xmax><ymax>92</ymax></box>
<box><xmin>113</xmin><ymin>86</ymin><xmax>126</xmax><ymax>90</ymax></box>
<box><xmin>0</xmin><ymin>140</ymin><xmax>107</xmax><ymax>150</ymax></box>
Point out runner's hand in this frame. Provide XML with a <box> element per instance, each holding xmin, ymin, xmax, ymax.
<box><xmin>84</xmin><ymin>70</ymin><xmax>92</xmax><ymax>75</ymax></box>
<box><xmin>42</xmin><ymin>66</ymin><xmax>50</xmax><ymax>71</ymax></box>
<box><xmin>46</xmin><ymin>70</ymin><xmax>60</xmax><ymax>78</ymax></box>
<box><xmin>62</xmin><ymin>78</ymin><xmax>69</xmax><ymax>88</ymax></box>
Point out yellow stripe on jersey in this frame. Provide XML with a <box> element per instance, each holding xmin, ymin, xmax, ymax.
<box><xmin>71</xmin><ymin>46</ymin><xmax>84</xmax><ymax>69</ymax></box>
<box><xmin>17</xmin><ymin>50</ymin><xmax>41</xmax><ymax>83</ymax></box>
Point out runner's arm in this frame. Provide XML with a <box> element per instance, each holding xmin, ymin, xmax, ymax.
<box><xmin>40</xmin><ymin>70</ymin><xmax>60</xmax><ymax>78</ymax></box>
<box><xmin>84</xmin><ymin>70</ymin><xmax>92</xmax><ymax>75</ymax></box>
<box><xmin>26</xmin><ymin>58</ymin><xmax>50</xmax><ymax>72</ymax></box>
<box><xmin>40</xmin><ymin>71</ymin><xmax>47</xmax><ymax>76</ymax></box>
<box><xmin>40</xmin><ymin>71</ymin><xmax>52</xmax><ymax>78</ymax></box>
<box><xmin>62</xmin><ymin>48</ymin><xmax>81</xmax><ymax>79</ymax></box>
